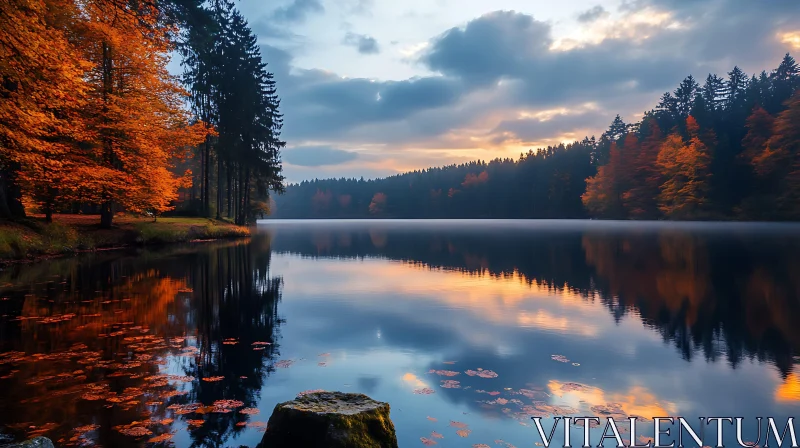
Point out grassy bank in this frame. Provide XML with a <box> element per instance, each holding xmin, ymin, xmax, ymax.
<box><xmin>0</xmin><ymin>214</ymin><xmax>250</xmax><ymax>262</ymax></box>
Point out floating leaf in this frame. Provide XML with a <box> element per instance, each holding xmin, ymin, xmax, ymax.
<box><xmin>186</xmin><ymin>420</ymin><xmax>204</xmax><ymax>427</ymax></box>
<box><xmin>431</xmin><ymin>431</ymin><xmax>444</xmax><ymax>439</ymax></box>
<box><xmin>73</xmin><ymin>425</ymin><xmax>99</xmax><ymax>434</ymax></box>
<box><xmin>318</xmin><ymin>353</ymin><xmax>330</xmax><ymax>357</ymax></box>
<box><xmin>449</xmin><ymin>421</ymin><xmax>468</xmax><ymax>429</ymax></box>
<box><xmin>426</xmin><ymin>416</ymin><xmax>437</xmax><ymax>422</ymax></box>
<box><xmin>551</xmin><ymin>354</ymin><xmax>569</xmax><ymax>363</ymax></box>
<box><xmin>202</xmin><ymin>376</ymin><xmax>224</xmax><ymax>382</ymax></box>
<box><xmin>240</xmin><ymin>408</ymin><xmax>259</xmax><ymax>415</ymax></box>
<box><xmin>148</xmin><ymin>432</ymin><xmax>175</xmax><ymax>443</ymax></box>
<box><xmin>473</xmin><ymin>445</ymin><xmax>491</xmax><ymax>448</ymax></box>
<box><xmin>117</xmin><ymin>427</ymin><xmax>152</xmax><ymax>437</ymax></box>
<box><xmin>441</xmin><ymin>380</ymin><xmax>460</xmax><ymax>389</ymax></box>
<box><xmin>318</xmin><ymin>362</ymin><xmax>328</xmax><ymax>367</ymax></box>
<box><xmin>252</xmin><ymin>342</ymin><xmax>271</xmax><ymax>346</ymax></box>
<box><xmin>457</xmin><ymin>429</ymin><xmax>472</xmax><ymax>437</ymax></box>
<box><xmin>428</xmin><ymin>369</ymin><xmax>460</xmax><ymax>377</ymax></box>
<box><xmin>421</xmin><ymin>437</ymin><xmax>438</xmax><ymax>446</ymax></box>
<box><xmin>275</xmin><ymin>360</ymin><xmax>294</xmax><ymax>368</ymax></box>
<box><xmin>414</xmin><ymin>387</ymin><xmax>435</xmax><ymax>395</ymax></box>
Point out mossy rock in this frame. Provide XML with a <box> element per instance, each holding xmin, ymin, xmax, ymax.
<box><xmin>257</xmin><ymin>391</ymin><xmax>398</xmax><ymax>448</ymax></box>
<box><xmin>0</xmin><ymin>437</ymin><xmax>55</xmax><ymax>448</ymax></box>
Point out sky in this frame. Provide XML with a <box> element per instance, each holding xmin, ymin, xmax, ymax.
<box><xmin>201</xmin><ymin>0</ymin><xmax>800</xmax><ymax>183</ymax></box>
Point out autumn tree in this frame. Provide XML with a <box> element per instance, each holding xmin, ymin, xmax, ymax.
<box><xmin>623</xmin><ymin>118</ymin><xmax>663</xmax><ymax>218</ymax></box>
<box><xmin>67</xmin><ymin>0</ymin><xmax>206</xmax><ymax>227</ymax></box>
<box><xmin>369</xmin><ymin>192</ymin><xmax>387</xmax><ymax>215</ymax></box>
<box><xmin>0</xmin><ymin>0</ymin><xmax>89</xmax><ymax>220</ymax></box>
<box><xmin>657</xmin><ymin>117</ymin><xmax>713</xmax><ymax>219</ymax></box>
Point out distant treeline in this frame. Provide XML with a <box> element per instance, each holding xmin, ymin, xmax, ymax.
<box><xmin>272</xmin><ymin>54</ymin><xmax>800</xmax><ymax>220</ymax></box>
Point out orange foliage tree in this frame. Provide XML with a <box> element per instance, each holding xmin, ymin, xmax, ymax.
<box><xmin>747</xmin><ymin>91</ymin><xmax>800</xmax><ymax>218</ymax></box>
<box><xmin>0</xmin><ymin>0</ymin><xmax>89</xmax><ymax>219</ymax></box>
<box><xmin>68</xmin><ymin>1</ymin><xmax>206</xmax><ymax>226</ymax></box>
<box><xmin>369</xmin><ymin>192</ymin><xmax>387</xmax><ymax>215</ymax></box>
<box><xmin>656</xmin><ymin>116</ymin><xmax>713</xmax><ymax>219</ymax></box>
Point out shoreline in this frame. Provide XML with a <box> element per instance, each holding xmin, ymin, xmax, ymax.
<box><xmin>0</xmin><ymin>214</ymin><xmax>250</xmax><ymax>265</ymax></box>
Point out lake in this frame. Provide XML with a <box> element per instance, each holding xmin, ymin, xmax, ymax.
<box><xmin>1</xmin><ymin>220</ymin><xmax>799</xmax><ymax>447</ymax></box>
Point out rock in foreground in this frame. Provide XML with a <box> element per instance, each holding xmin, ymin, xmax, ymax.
<box><xmin>257</xmin><ymin>391</ymin><xmax>398</xmax><ymax>448</ymax></box>
<box><xmin>0</xmin><ymin>437</ymin><xmax>55</xmax><ymax>448</ymax></box>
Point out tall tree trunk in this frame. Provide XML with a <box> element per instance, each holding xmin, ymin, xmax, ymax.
<box><xmin>216</xmin><ymin>154</ymin><xmax>222</xmax><ymax>220</ymax></box>
<box><xmin>243</xmin><ymin>168</ymin><xmax>251</xmax><ymax>225</ymax></box>
<box><xmin>199</xmin><ymin>141</ymin><xmax>205</xmax><ymax>215</ymax></box>
<box><xmin>100</xmin><ymin>41</ymin><xmax>114</xmax><ymax>229</ymax></box>
<box><xmin>203</xmin><ymin>138</ymin><xmax>210</xmax><ymax>217</ymax></box>
<box><xmin>226</xmin><ymin>164</ymin><xmax>232</xmax><ymax>218</ymax></box>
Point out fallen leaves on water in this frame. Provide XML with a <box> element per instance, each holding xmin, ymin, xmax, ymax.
<box><xmin>253</xmin><ymin>347</ymin><xmax>265</xmax><ymax>351</ymax></box>
<box><xmin>572</xmin><ymin>363</ymin><xmax>580</xmax><ymax>366</ymax></box>
<box><xmin>431</xmin><ymin>431</ymin><xmax>444</xmax><ymax>439</ymax></box>
<box><xmin>249</xmin><ymin>421</ymin><xmax>268</xmax><ymax>432</ymax></box>
<box><xmin>178</xmin><ymin>288</ymin><xmax>193</xmax><ymax>293</ymax></box>
<box><xmin>318</xmin><ymin>352</ymin><xmax>330</xmax><ymax>357</ymax></box>
<box><xmin>318</xmin><ymin>362</ymin><xmax>327</xmax><ymax>367</ymax></box>
<box><xmin>222</xmin><ymin>338</ymin><xmax>238</xmax><ymax>345</ymax></box>
<box><xmin>495</xmin><ymin>440</ymin><xmax>517</xmax><ymax>448</ymax></box>
<box><xmin>147</xmin><ymin>432</ymin><xmax>175</xmax><ymax>443</ymax></box>
<box><xmin>426</xmin><ymin>416</ymin><xmax>437</xmax><ymax>422</ymax></box>
<box><xmin>560</xmin><ymin>382</ymin><xmax>592</xmax><ymax>393</ymax></box>
<box><xmin>441</xmin><ymin>380</ymin><xmax>460</xmax><ymax>389</ymax></box>
<box><xmin>297</xmin><ymin>389</ymin><xmax>326</xmax><ymax>397</ymax></box>
<box><xmin>213</xmin><ymin>399</ymin><xmax>245</xmax><ymax>411</ymax></box>
<box><xmin>428</xmin><ymin>369</ymin><xmax>460</xmax><ymax>377</ymax></box>
<box><xmin>275</xmin><ymin>360</ymin><xmax>294</xmax><ymax>368</ymax></box>
<box><xmin>240</xmin><ymin>407</ymin><xmax>260</xmax><ymax>415</ymax></box>
<box><xmin>473</xmin><ymin>445</ymin><xmax>490</xmax><ymax>448</ymax></box>
<box><xmin>421</xmin><ymin>437</ymin><xmax>438</xmax><ymax>446</ymax></box>
<box><xmin>414</xmin><ymin>387</ymin><xmax>435</xmax><ymax>395</ymax></box>
<box><xmin>236</xmin><ymin>422</ymin><xmax>247</xmax><ymax>427</ymax></box>
<box><xmin>252</xmin><ymin>342</ymin><xmax>271</xmax><ymax>346</ymax></box>
<box><xmin>202</xmin><ymin>376</ymin><xmax>224</xmax><ymax>382</ymax></box>
<box><xmin>116</xmin><ymin>426</ymin><xmax>152</xmax><ymax>437</ymax></box>
<box><xmin>551</xmin><ymin>354</ymin><xmax>569</xmax><ymax>363</ymax></box>
<box><xmin>449</xmin><ymin>421</ymin><xmax>468</xmax><ymax>429</ymax></box>
<box><xmin>73</xmin><ymin>425</ymin><xmax>100</xmax><ymax>434</ymax></box>
<box><xmin>186</xmin><ymin>420</ymin><xmax>204</xmax><ymax>427</ymax></box>
<box><xmin>457</xmin><ymin>429</ymin><xmax>472</xmax><ymax>437</ymax></box>
<box><xmin>465</xmin><ymin>368</ymin><xmax>498</xmax><ymax>378</ymax></box>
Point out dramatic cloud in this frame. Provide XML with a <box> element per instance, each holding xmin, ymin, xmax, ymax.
<box><xmin>271</xmin><ymin>0</ymin><xmax>324</xmax><ymax>23</ymax></box>
<box><xmin>343</xmin><ymin>32</ymin><xmax>380</xmax><ymax>54</ymax></box>
<box><xmin>282</xmin><ymin>146</ymin><xmax>359</xmax><ymax>166</ymax></box>
<box><xmin>577</xmin><ymin>5</ymin><xmax>608</xmax><ymax>23</ymax></box>
<box><xmin>247</xmin><ymin>0</ymin><xmax>800</xmax><ymax>180</ymax></box>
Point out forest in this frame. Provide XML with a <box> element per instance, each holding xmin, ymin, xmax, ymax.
<box><xmin>1</xmin><ymin>0</ymin><xmax>285</xmax><ymax>226</ymax></box>
<box><xmin>272</xmin><ymin>54</ymin><xmax>800</xmax><ymax>221</ymax></box>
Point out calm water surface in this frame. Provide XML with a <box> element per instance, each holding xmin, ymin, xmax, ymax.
<box><xmin>1</xmin><ymin>220</ymin><xmax>799</xmax><ymax>447</ymax></box>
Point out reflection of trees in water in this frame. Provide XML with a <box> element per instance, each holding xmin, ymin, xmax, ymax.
<box><xmin>177</xmin><ymin>236</ymin><xmax>284</xmax><ymax>448</ymax></box>
<box><xmin>270</xmin><ymin>227</ymin><xmax>800</xmax><ymax>375</ymax></box>
<box><xmin>0</xmin><ymin>237</ymin><xmax>283</xmax><ymax>447</ymax></box>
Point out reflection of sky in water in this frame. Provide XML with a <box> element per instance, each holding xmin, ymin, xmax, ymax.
<box><xmin>241</xmin><ymin>251</ymin><xmax>795</xmax><ymax>447</ymax></box>
<box><xmin>2</xmin><ymin>221</ymin><xmax>800</xmax><ymax>447</ymax></box>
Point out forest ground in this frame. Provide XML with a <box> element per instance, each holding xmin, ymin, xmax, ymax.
<box><xmin>0</xmin><ymin>214</ymin><xmax>250</xmax><ymax>263</ymax></box>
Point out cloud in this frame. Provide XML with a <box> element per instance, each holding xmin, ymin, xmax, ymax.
<box><xmin>577</xmin><ymin>5</ymin><xmax>609</xmax><ymax>23</ymax></box>
<box><xmin>271</xmin><ymin>0</ymin><xmax>324</xmax><ymax>23</ymax></box>
<box><xmin>256</xmin><ymin>0</ymin><xmax>799</xmax><ymax>180</ymax></box>
<box><xmin>282</xmin><ymin>146</ymin><xmax>359</xmax><ymax>166</ymax></box>
<box><xmin>343</xmin><ymin>32</ymin><xmax>380</xmax><ymax>55</ymax></box>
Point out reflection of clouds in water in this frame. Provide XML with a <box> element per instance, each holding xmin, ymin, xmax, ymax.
<box><xmin>775</xmin><ymin>373</ymin><xmax>800</xmax><ymax>402</ymax></box>
<box><xmin>279</xmin><ymin>256</ymin><xmax>623</xmax><ymax>340</ymax></box>
<box><xmin>548</xmin><ymin>380</ymin><xmax>678</xmax><ymax>418</ymax></box>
